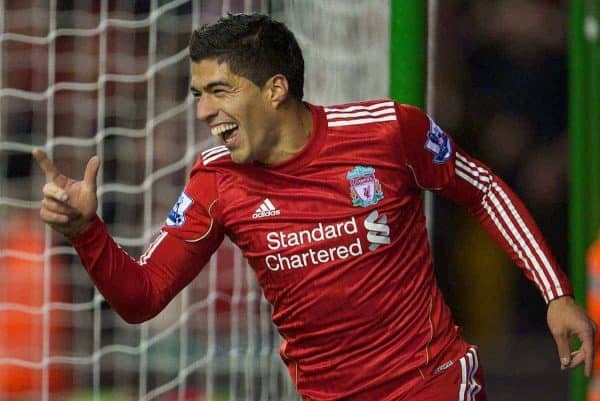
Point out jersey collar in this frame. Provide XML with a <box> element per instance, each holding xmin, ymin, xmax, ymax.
<box><xmin>252</xmin><ymin>102</ymin><xmax>326</xmax><ymax>174</ymax></box>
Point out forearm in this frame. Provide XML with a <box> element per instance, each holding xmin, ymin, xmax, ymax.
<box><xmin>69</xmin><ymin>216</ymin><xmax>163</xmax><ymax>322</ymax></box>
<box><xmin>70</xmin><ymin>216</ymin><xmax>208</xmax><ymax>323</ymax></box>
<box><xmin>439</xmin><ymin>149</ymin><xmax>572</xmax><ymax>302</ymax></box>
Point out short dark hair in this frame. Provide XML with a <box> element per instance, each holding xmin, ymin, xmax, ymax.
<box><xmin>189</xmin><ymin>13</ymin><xmax>304</xmax><ymax>100</ymax></box>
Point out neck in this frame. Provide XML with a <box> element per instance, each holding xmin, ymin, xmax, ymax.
<box><xmin>260</xmin><ymin>100</ymin><xmax>313</xmax><ymax>164</ymax></box>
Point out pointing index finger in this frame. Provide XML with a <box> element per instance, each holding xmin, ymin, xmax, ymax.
<box><xmin>32</xmin><ymin>148</ymin><xmax>59</xmax><ymax>181</ymax></box>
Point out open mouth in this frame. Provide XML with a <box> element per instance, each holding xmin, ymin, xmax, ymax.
<box><xmin>211</xmin><ymin>123</ymin><xmax>239</xmax><ymax>146</ymax></box>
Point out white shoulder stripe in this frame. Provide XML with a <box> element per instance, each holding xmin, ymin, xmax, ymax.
<box><xmin>326</xmin><ymin>107</ymin><xmax>396</xmax><ymax>120</ymax></box>
<box><xmin>203</xmin><ymin>149</ymin><xmax>230</xmax><ymax>165</ymax></box>
<box><xmin>324</xmin><ymin>101</ymin><xmax>394</xmax><ymax>113</ymax></box>
<box><xmin>328</xmin><ymin>114</ymin><xmax>397</xmax><ymax>127</ymax></box>
<box><xmin>202</xmin><ymin>145</ymin><xmax>227</xmax><ymax>156</ymax></box>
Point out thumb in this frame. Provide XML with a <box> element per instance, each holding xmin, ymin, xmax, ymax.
<box><xmin>83</xmin><ymin>156</ymin><xmax>100</xmax><ymax>190</ymax></box>
<box><xmin>554</xmin><ymin>333</ymin><xmax>572</xmax><ymax>369</ymax></box>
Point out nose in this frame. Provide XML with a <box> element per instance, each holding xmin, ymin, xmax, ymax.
<box><xmin>196</xmin><ymin>94</ymin><xmax>218</xmax><ymax>122</ymax></box>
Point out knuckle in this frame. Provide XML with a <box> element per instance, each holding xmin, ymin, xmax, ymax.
<box><xmin>43</xmin><ymin>199</ymin><xmax>59</xmax><ymax>213</ymax></box>
<box><xmin>40</xmin><ymin>209</ymin><xmax>52</xmax><ymax>223</ymax></box>
<box><xmin>40</xmin><ymin>208</ymin><xmax>67</xmax><ymax>224</ymax></box>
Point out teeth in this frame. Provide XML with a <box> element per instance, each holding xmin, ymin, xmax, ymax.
<box><xmin>211</xmin><ymin>123</ymin><xmax>238</xmax><ymax>136</ymax></box>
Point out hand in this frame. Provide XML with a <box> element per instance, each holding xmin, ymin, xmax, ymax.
<box><xmin>547</xmin><ymin>295</ymin><xmax>597</xmax><ymax>377</ymax></box>
<box><xmin>32</xmin><ymin>149</ymin><xmax>100</xmax><ymax>238</ymax></box>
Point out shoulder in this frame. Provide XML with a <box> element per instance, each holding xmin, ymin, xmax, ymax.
<box><xmin>189</xmin><ymin>144</ymin><xmax>241</xmax><ymax>177</ymax></box>
<box><xmin>187</xmin><ymin>144</ymin><xmax>249</xmax><ymax>193</ymax></box>
<box><xmin>195</xmin><ymin>145</ymin><xmax>233</xmax><ymax>169</ymax></box>
<box><xmin>319</xmin><ymin>99</ymin><xmax>433</xmax><ymax>143</ymax></box>
<box><xmin>394</xmin><ymin>103</ymin><xmax>429</xmax><ymax>130</ymax></box>
<box><xmin>183</xmin><ymin>145</ymin><xmax>233</xmax><ymax>200</ymax></box>
<box><xmin>393</xmin><ymin>104</ymin><xmax>444</xmax><ymax>149</ymax></box>
<box><xmin>322</xmin><ymin>99</ymin><xmax>399</xmax><ymax>129</ymax></box>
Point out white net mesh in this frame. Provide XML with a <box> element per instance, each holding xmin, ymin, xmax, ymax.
<box><xmin>279</xmin><ymin>0</ymin><xmax>389</xmax><ymax>105</ymax></box>
<box><xmin>0</xmin><ymin>1</ymin><xmax>389</xmax><ymax>400</ymax></box>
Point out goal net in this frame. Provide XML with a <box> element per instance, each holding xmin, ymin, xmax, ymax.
<box><xmin>0</xmin><ymin>1</ymin><xmax>389</xmax><ymax>400</ymax></box>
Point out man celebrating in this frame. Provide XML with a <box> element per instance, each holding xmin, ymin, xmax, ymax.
<box><xmin>34</xmin><ymin>13</ymin><xmax>594</xmax><ymax>400</ymax></box>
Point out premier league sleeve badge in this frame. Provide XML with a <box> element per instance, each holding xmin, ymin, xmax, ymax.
<box><xmin>166</xmin><ymin>192</ymin><xmax>193</xmax><ymax>227</ymax></box>
<box><xmin>424</xmin><ymin>116</ymin><xmax>452</xmax><ymax>164</ymax></box>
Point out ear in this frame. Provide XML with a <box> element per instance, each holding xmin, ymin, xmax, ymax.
<box><xmin>265</xmin><ymin>74</ymin><xmax>289</xmax><ymax>108</ymax></box>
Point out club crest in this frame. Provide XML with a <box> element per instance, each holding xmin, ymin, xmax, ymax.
<box><xmin>347</xmin><ymin>166</ymin><xmax>384</xmax><ymax>207</ymax></box>
<box><xmin>424</xmin><ymin>116</ymin><xmax>452</xmax><ymax>164</ymax></box>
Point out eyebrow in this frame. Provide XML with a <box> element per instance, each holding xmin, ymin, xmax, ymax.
<box><xmin>190</xmin><ymin>81</ymin><xmax>231</xmax><ymax>94</ymax></box>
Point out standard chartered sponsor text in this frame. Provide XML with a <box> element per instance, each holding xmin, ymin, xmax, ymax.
<box><xmin>265</xmin><ymin>217</ymin><xmax>364</xmax><ymax>271</ymax></box>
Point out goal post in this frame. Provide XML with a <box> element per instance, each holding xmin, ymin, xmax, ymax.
<box><xmin>389</xmin><ymin>1</ymin><xmax>425</xmax><ymax>109</ymax></box>
<box><xmin>389</xmin><ymin>1</ymin><xmax>436</xmax><ymax>242</ymax></box>
<box><xmin>569</xmin><ymin>0</ymin><xmax>600</xmax><ymax>400</ymax></box>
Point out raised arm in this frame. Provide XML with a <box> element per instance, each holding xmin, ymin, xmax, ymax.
<box><xmin>33</xmin><ymin>150</ymin><xmax>224</xmax><ymax>323</ymax></box>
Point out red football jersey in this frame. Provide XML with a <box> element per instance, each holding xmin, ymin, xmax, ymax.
<box><xmin>72</xmin><ymin>100</ymin><xmax>572</xmax><ymax>400</ymax></box>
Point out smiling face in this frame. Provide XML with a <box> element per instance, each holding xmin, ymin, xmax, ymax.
<box><xmin>191</xmin><ymin>59</ymin><xmax>279</xmax><ymax>164</ymax></box>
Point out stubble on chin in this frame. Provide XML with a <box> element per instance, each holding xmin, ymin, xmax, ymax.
<box><xmin>229</xmin><ymin>149</ymin><xmax>249</xmax><ymax>164</ymax></box>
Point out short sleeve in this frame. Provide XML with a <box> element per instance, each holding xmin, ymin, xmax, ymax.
<box><xmin>162</xmin><ymin>161</ymin><xmax>223</xmax><ymax>243</ymax></box>
<box><xmin>396</xmin><ymin>104</ymin><xmax>455</xmax><ymax>190</ymax></box>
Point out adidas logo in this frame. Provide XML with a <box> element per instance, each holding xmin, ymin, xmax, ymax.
<box><xmin>252</xmin><ymin>198</ymin><xmax>281</xmax><ymax>219</ymax></box>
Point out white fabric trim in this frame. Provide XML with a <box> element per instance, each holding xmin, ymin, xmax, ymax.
<box><xmin>139</xmin><ymin>231</ymin><xmax>168</xmax><ymax>265</ymax></box>
<box><xmin>201</xmin><ymin>145</ymin><xmax>227</xmax><ymax>156</ymax></box>
<box><xmin>326</xmin><ymin>108</ymin><xmax>396</xmax><ymax>120</ymax></box>
<box><xmin>323</xmin><ymin>101</ymin><xmax>394</xmax><ymax>113</ymax></box>
<box><xmin>327</xmin><ymin>115</ymin><xmax>397</xmax><ymax>127</ymax></box>
<box><xmin>459</xmin><ymin>356</ymin><xmax>468</xmax><ymax>401</ymax></box>
<box><xmin>492</xmin><ymin>182</ymin><xmax>564</xmax><ymax>297</ymax></box>
<box><xmin>458</xmin><ymin>348</ymin><xmax>482</xmax><ymax>401</ymax></box>
<box><xmin>455</xmin><ymin>152</ymin><xmax>553</xmax><ymax>302</ymax></box>
<box><xmin>203</xmin><ymin>149</ymin><xmax>230</xmax><ymax>165</ymax></box>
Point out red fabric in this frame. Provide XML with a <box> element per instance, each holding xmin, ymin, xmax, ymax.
<box><xmin>71</xmin><ymin>214</ymin><xmax>223</xmax><ymax>324</ymax></box>
<box><xmin>71</xmin><ymin>100</ymin><xmax>571</xmax><ymax>400</ymax></box>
